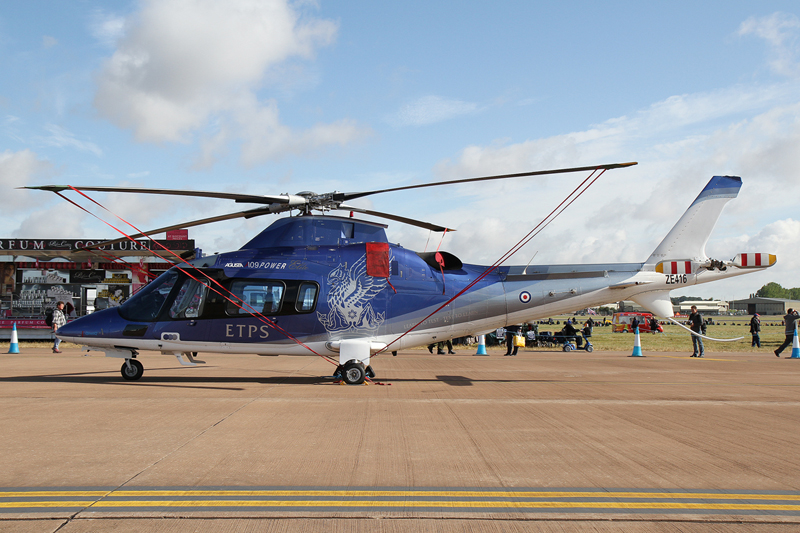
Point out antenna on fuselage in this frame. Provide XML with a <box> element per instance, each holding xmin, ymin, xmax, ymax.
<box><xmin>522</xmin><ymin>251</ymin><xmax>538</xmax><ymax>275</ymax></box>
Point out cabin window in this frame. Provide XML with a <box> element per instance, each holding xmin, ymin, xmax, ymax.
<box><xmin>227</xmin><ymin>280</ymin><xmax>285</xmax><ymax>315</ymax></box>
<box><xmin>296</xmin><ymin>282</ymin><xmax>318</xmax><ymax>312</ymax></box>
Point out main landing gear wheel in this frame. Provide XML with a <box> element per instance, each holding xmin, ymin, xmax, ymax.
<box><xmin>342</xmin><ymin>361</ymin><xmax>366</xmax><ymax>385</ymax></box>
<box><xmin>121</xmin><ymin>359</ymin><xmax>144</xmax><ymax>381</ymax></box>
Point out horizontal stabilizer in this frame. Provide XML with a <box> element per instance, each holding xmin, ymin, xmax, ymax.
<box><xmin>647</xmin><ymin>176</ymin><xmax>741</xmax><ymax>265</ymax></box>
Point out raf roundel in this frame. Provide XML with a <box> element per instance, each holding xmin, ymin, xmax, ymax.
<box><xmin>519</xmin><ymin>291</ymin><xmax>532</xmax><ymax>304</ymax></box>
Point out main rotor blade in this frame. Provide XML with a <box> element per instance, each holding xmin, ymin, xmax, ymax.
<box><xmin>337</xmin><ymin>161</ymin><xmax>637</xmax><ymax>202</ymax></box>
<box><xmin>339</xmin><ymin>204</ymin><xmax>455</xmax><ymax>232</ymax></box>
<box><xmin>81</xmin><ymin>207</ymin><xmax>273</xmax><ymax>249</ymax></box>
<box><xmin>22</xmin><ymin>185</ymin><xmax>293</xmax><ymax>205</ymax></box>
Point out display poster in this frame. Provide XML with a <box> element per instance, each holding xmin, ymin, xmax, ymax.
<box><xmin>0</xmin><ymin>263</ymin><xmax>14</xmax><ymax>295</ymax></box>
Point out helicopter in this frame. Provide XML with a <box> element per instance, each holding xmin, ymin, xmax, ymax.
<box><xmin>27</xmin><ymin>163</ymin><xmax>775</xmax><ymax>384</ymax></box>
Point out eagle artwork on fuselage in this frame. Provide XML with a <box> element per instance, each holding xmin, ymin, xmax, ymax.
<box><xmin>30</xmin><ymin>164</ymin><xmax>778</xmax><ymax>384</ymax></box>
<box><xmin>317</xmin><ymin>253</ymin><xmax>388</xmax><ymax>336</ymax></box>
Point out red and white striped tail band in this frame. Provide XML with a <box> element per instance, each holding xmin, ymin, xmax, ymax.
<box><xmin>734</xmin><ymin>253</ymin><xmax>777</xmax><ymax>268</ymax></box>
<box><xmin>655</xmin><ymin>261</ymin><xmax>694</xmax><ymax>275</ymax></box>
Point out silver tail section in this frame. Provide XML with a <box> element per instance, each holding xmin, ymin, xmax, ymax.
<box><xmin>631</xmin><ymin>175</ymin><xmax>776</xmax><ymax>319</ymax></box>
<box><xmin>645</xmin><ymin>175</ymin><xmax>741</xmax><ymax>266</ymax></box>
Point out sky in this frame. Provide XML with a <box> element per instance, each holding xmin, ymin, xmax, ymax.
<box><xmin>2</xmin><ymin>0</ymin><xmax>800</xmax><ymax>302</ymax></box>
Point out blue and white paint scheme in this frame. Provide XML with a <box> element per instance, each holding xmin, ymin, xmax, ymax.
<box><xmin>52</xmin><ymin>175</ymin><xmax>775</xmax><ymax>383</ymax></box>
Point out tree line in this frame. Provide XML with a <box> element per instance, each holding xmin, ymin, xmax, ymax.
<box><xmin>755</xmin><ymin>282</ymin><xmax>800</xmax><ymax>300</ymax></box>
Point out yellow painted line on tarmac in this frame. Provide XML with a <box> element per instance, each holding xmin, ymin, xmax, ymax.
<box><xmin>102</xmin><ymin>489</ymin><xmax>800</xmax><ymax>500</ymax></box>
<box><xmin>0</xmin><ymin>491</ymin><xmax>108</xmax><ymax>498</ymax></box>
<box><xmin>4</xmin><ymin>489</ymin><xmax>800</xmax><ymax>500</ymax></box>
<box><xmin>4</xmin><ymin>489</ymin><xmax>800</xmax><ymax>514</ymax></box>
<box><xmin>0</xmin><ymin>501</ymin><xmax>95</xmax><ymax>508</ymax></box>
<box><xmin>81</xmin><ymin>500</ymin><xmax>800</xmax><ymax>511</ymax></box>
<box><xmin>6</xmin><ymin>500</ymin><xmax>798</xmax><ymax>511</ymax></box>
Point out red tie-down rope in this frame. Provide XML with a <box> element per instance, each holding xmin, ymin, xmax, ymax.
<box><xmin>56</xmin><ymin>188</ymin><xmax>339</xmax><ymax>366</ymax></box>
<box><xmin>377</xmin><ymin>168</ymin><xmax>608</xmax><ymax>356</ymax></box>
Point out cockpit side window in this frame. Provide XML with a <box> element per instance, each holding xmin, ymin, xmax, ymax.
<box><xmin>119</xmin><ymin>270</ymin><xmax>179</xmax><ymax>321</ymax></box>
<box><xmin>169</xmin><ymin>278</ymin><xmax>207</xmax><ymax>319</ymax></box>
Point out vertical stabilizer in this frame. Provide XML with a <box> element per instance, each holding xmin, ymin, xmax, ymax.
<box><xmin>646</xmin><ymin>176</ymin><xmax>741</xmax><ymax>265</ymax></box>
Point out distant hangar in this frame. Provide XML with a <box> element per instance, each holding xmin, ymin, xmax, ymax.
<box><xmin>729</xmin><ymin>297</ymin><xmax>800</xmax><ymax>316</ymax></box>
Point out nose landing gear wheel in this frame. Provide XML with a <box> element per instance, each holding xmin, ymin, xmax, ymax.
<box><xmin>121</xmin><ymin>359</ymin><xmax>144</xmax><ymax>380</ymax></box>
<box><xmin>342</xmin><ymin>361</ymin><xmax>366</xmax><ymax>385</ymax></box>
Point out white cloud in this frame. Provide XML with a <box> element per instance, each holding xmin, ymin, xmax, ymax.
<box><xmin>739</xmin><ymin>12</ymin><xmax>800</xmax><ymax>77</ymax></box>
<box><xmin>37</xmin><ymin>124</ymin><xmax>103</xmax><ymax>157</ymax></box>
<box><xmin>2</xmin><ymin>115</ymin><xmax>24</xmax><ymax>143</ymax></box>
<box><xmin>430</xmin><ymin>84</ymin><xmax>792</xmax><ymax>184</ymax></box>
<box><xmin>233</xmin><ymin>94</ymin><xmax>371</xmax><ymax>166</ymax></box>
<box><xmin>42</xmin><ymin>36</ymin><xmax>58</xmax><ymax>49</ymax></box>
<box><xmin>93</xmin><ymin>0</ymin><xmax>368</xmax><ymax>166</ymax></box>
<box><xmin>13</xmin><ymin>207</ymin><xmax>87</xmax><ymax>239</ymax></box>
<box><xmin>90</xmin><ymin>9</ymin><xmax>128</xmax><ymax>47</ymax></box>
<box><xmin>0</xmin><ymin>150</ymin><xmax>86</xmax><ymax>238</ymax></box>
<box><xmin>0</xmin><ymin>150</ymin><xmax>55</xmax><ymax>214</ymax></box>
<box><xmin>391</xmin><ymin>81</ymin><xmax>800</xmax><ymax>300</ymax></box>
<box><xmin>389</xmin><ymin>95</ymin><xmax>479</xmax><ymax>127</ymax></box>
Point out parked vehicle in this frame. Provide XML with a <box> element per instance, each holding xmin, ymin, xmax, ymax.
<box><xmin>611</xmin><ymin>312</ymin><xmax>664</xmax><ymax>333</ymax></box>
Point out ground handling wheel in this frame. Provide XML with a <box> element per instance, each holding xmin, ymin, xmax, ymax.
<box><xmin>121</xmin><ymin>359</ymin><xmax>144</xmax><ymax>381</ymax></box>
<box><xmin>342</xmin><ymin>361</ymin><xmax>366</xmax><ymax>385</ymax></box>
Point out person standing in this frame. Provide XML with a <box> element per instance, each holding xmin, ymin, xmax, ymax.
<box><xmin>689</xmin><ymin>305</ymin><xmax>704</xmax><ymax>357</ymax></box>
<box><xmin>51</xmin><ymin>301</ymin><xmax>66</xmax><ymax>353</ymax></box>
<box><xmin>749</xmin><ymin>313</ymin><xmax>761</xmax><ymax>348</ymax></box>
<box><xmin>505</xmin><ymin>325</ymin><xmax>521</xmax><ymax>356</ymax></box>
<box><xmin>774</xmin><ymin>308</ymin><xmax>799</xmax><ymax>357</ymax></box>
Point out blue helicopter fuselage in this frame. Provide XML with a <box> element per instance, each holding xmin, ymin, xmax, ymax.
<box><xmin>47</xmin><ymin>174</ymin><xmax>779</xmax><ymax>384</ymax></box>
<box><xmin>55</xmin><ymin>214</ymin><xmax>646</xmax><ymax>356</ymax></box>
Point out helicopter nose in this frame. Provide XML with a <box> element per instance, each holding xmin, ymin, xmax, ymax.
<box><xmin>56</xmin><ymin>307</ymin><xmax>123</xmax><ymax>340</ymax></box>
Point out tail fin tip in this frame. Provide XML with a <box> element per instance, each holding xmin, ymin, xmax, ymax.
<box><xmin>647</xmin><ymin>175</ymin><xmax>741</xmax><ymax>264</ymax></box>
